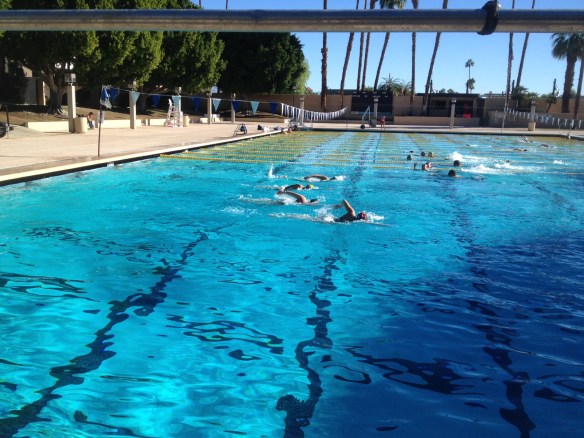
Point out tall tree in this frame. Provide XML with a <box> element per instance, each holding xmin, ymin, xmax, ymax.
<box><xmin>515</xmin><ymin>0</ymin><xmax>535</xmax><ymax>90</ymax></box>
<box><xmin>360</xmin><ymin>0</ymin><xmax>378</xmax><ymax>90</ymax></box>
<box><xmin>356</xmin><ymin>0</ymin><xmax>367</xmax><ymax>90</ymax></box>
<box><xmin>217</xmin><ymin>33</ymin><xmax>306</xmax><ymax>94</ymax></box>
<box><xmin>574</xmin><ymin>47</ymin><xmax>584</xmax><ymax>118</ymax></box>
<box><xmin>505</xmin><ymin>0</ymin><xmax>516</xmax><ymax>103</ymax></box>
<box><xmin>552</xmin><ymin>33</ymin><xmax>584</xmax><ymax>113</ymax></box>
<box><xmin>423</xmin><ymin>0</ymin><xmax>448</xmax><ymax>113</ymax></box>
<box><xmin>465</xmin><ymin>59</ymin><xmax>474</xmax><ymax>94</ymax></box>
<box><xmin>373</xmin><ymin>0</ymin><xmax>406</xmax><ymax>91</ymax></box>
<box><xmin>321</xmin><ymin>0</ymin><xmax>328</xmax><ymax>112</ymax></box>
<box><xmin>340</xmin><ymin>0</ymin><xmax>360</xmax><ymax>107</ymax></box>
<box><xmin>410</xmin><ymin>0</ymin><xmax>418</xmax><ymax>107</ymax></box>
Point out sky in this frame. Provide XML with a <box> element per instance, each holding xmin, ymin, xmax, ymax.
<box><xmin>199</xmin><ymin>0</ymin><xmax>583</xmax><ymax>96</ymax></box>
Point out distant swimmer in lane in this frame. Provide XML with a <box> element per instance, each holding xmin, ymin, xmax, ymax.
<box><xmin>303</xmin><ymin>174</ymin><xmax>339</xmax><ymax>182</ymax></box>
<box><xmin>277</xmin><ymin>191</ymin><xmax>319</xmax><ymax>204</ymax></box>
<box><xmin>282</xmin><ymin>183</ymin><xmax>315</xmax><ymax>191</ymax></box>
<box><xmin>334</xmin><ymin>199</ymin><xmax>367</xmax><ymax>222</ymax></box>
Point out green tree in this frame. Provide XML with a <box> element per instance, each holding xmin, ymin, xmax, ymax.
<box><xmin>466</xmin><ymin>78</ymin><xmax>476</xmax><ymax>93</ymax></box>
<box><xmin>217</xmin><ymin>33</ymin><xmax>306</xmax><ymax>95</ymax></box>
<box><xmin>0</xmin><ymin>0</ymin><xmax>172</xmax><ymax>113</ymax></box>
<box><xmin>374</xmin><ymin>0</ymin><xmax>407</xmax><ymax>91</ymax></box>
<box><xmin>551</xmin><ymin>33</ymin><xmax>584</xmax><ymax>113</ymax></box>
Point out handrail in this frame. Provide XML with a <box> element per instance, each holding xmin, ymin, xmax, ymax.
<box><xmin>0</xmin><ymin>9</ymin><xmax>583</xmax><ymax>33</ymax></box>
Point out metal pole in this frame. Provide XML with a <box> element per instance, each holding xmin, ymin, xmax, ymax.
<box><xmin>0</xmin><ymin>9</ymin><xmax>583</xmax><ymax>33</ymax></box>
<box><xmin>67</xmin><ymin>83</ymin><xmax>76</xmax><ymax>133</ymax></box>
<box><xmin>449</xmin><ymin>98</ymin><xmax>456</xmax><ymax>129</ymax></box>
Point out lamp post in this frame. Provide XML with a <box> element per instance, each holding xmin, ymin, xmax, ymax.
<box><xmin>64</xmin><ymin>68</ymin><xmax>76</xmax><ymax>133</ymax></box>
<box><xmin>231</xmin><ymin>93</ymin><xmax>236</xmax><ymax>123</ymax></box>
<box><xmin>129</xmin><ymin>79</ymin><xmax>137</xmax><ymax>129</ymax></box>
<box><xmin>449</xmin><ymin>98</ymin><xmax>457</xmax><ymax>129</ymax></box>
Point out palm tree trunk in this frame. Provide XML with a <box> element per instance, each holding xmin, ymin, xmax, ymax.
<box><xmin>374</xmin><ymin>33</ymin><xmax>390</xmax><ymax>91</ymax></box>
<box><xmin>340</xmin><ymin>0</ymin><xmax>360</xmax><ymax>107</ymax></box>
<box><xmin>423</xmin><ymin>0</ymin><xmax>448</xmax><ymax>114</ymax></box>
<box><xmin>515</xmin><ymin>0</ymin><xmax>535</xmax><ymax>89</ymax></box>
<box><xmin>562</xmin><ymin>54</ymin><xmax>577</xmax><ymax>114</ymax></box>
<box><xmin>321</xmin><ymin>0</ymin><xmax>328</xmax><ymax>112</ymax></box>
<box><xmin>360</xmin><ymin>0</ymin><xmax>377</xmax><ymax>90</ymax></box>
<box><xmin>574</xmin><ymin>59</ymin><xmax>583</xmax><ymax>118</ymax></box>
<box><xmin>357</xmin><ymin>32</ymin><xmax>364</xmax><ymax>91</ymax></box>
<box><xmin>505</xmin><ymin>0</ymin><xmax>516</xmax><ymax>104</ymax></box>
<box><xmin>410</xmin><ymin>0</ymin><xmax>419</xmax><ymax>108</ymax></box>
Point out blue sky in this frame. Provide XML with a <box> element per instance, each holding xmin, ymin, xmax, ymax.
<box><xmin>201</xmin><ymin>0</ymin><xmax>582</xmax><ymax>96</ymax></box>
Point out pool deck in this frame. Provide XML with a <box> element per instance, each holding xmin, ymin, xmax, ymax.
<box><xmin>0</xmin><ymin>120</ymin><xmax>580</xmax><ymax>186</ymax></box>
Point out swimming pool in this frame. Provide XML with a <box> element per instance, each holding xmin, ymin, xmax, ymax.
<box><xmin>0</xmin><ymin>131</ymin><xmax>582</xmax><ymax>437</ymax></box>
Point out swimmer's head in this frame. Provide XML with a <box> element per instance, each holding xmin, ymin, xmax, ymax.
<box><xmin>357</xmin><ymin>212</ymin><xmax>367</xmax><ymax>220</ymax></box>
<box><xmin>306</xmin><ymin>184</ymin><xmax>314</xmax><ymax>189</ymax></box>
<box><xmin>448</xmin><ymin>169</ymin><xmax>457</xmax><ymax>177</ymax></box>
<box><xmin>310</xmin><ymin>199</ymin><xmax>318</xmax><ymax>203</ymax></box>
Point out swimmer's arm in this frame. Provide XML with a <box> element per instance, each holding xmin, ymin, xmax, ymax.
<box><xmin>340</xmin><ymin>199</ymin><xmax>355</xmax><ymax>215</ymax></box>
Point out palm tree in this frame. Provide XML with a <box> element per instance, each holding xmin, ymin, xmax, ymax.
<box><xmin>505</xmin><ymin>0</ymin><xmax>516</xmax><ymax>103</ymax></box>
<box><xmin>340</xmin><ymin>0</ymin><xmax>360</xmax><ymax>107</ymax></box>
<box><xmin>552</xmin><ymin>33</ymin><xmax>584</xmax><ymax>113</ymax></box>
<box><xmin>321</xmin><ymin>0</ymin><xmax>328</xmax><ymax>112</ymax></box>
<box><xmin>410</xmin><ymin>0</ymin><xmax>418</xmax><ymax>107</ymax></box>
<box><xmin>373</xmin><ymin>0</ymin><xmax>407</xmax><ymax>91</ymax></box>
<box><xmin>515</xmin><ymin>0</ymin><xmax>535</xmax><ymax>90</ymax></box>
<box><xmin>574</xmin><ymin>46</ymin><xmax>584</xmax><ymax>118</ymax></box>
<box><xmin>360</xmin><ymin>0</ymin><xmax>378</xmax><ymax>91</ymax></box>
<box><xmin>465</xmin><ymin>59</ymin><xmax>474</xmax><ymax>93</ymax></box>
<box><xmin>356</xmin><ymin>0</ymin><xmax>367</xmax><ymax>90</ymax></box>
<box><xmin>467</xmin><ymin>78</ymin><xmax>476</xmax><ymax>94</ymax></box>
<box><xmin>423</xmin><ymin>0</ymin><xmax>448</xmax><ymax>114</ymax></box>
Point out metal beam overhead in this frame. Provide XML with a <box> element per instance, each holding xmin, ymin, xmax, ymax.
<box><xmin>0</xmin><ymin>9</ymin><xmax>583</xmax><ymax>33</ymax></box>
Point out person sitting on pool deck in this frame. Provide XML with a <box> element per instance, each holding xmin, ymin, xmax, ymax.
<box><xmin>303</xmin><ymin>174</ymin><xmax>338</xmax><ymax>181</ymax></box>
<box><xmin>334</xmin><ymin>200</ymin><xmax>367</xmax><ymax>223</ymax></box>
<box><xmin>276</xmin><ymin>191</ymin><xmax>319</xmax><ymax>204</ymax></box>
<box><xmin>283</xmin><ymin>183</ymin><xmax>314</xmax><ymax>191</ymax></box>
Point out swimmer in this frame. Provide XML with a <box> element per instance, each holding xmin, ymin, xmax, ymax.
<box><xmin>277</xmin><ymin>191</ymin><xmax>319</xmax><ymax>204</ymax></box>
<box><xmin>407</xmin><ymin>154</ymin><xmax>413</xmax><ymax>161</ymax></box>
<box><xmin>421</xmin><ymin>163</ymin><xmax>428</xmax><ymax>171</ymax></box>
<box><xmin>421</xmin><ymin>151</ymin><xmax>426</xmax><ymax>157</ymax></box>
<box><xmin>453</xmin><ymin>159</ymin><xmax>461</xmax><ymax>167</ymax></box>
<box><xmin>448</xmin><ymin>169</ymin><xmax>459</xmax><ymax>178</ymax></box>
<box><xmin>427</xmin><ymin>151</ymin><xmax>434</xmax><ymax>158</ymax></box>
<box><xmin>303</xmin><ymin>174</ymin><xmax>337</xmax><ymax>181</ymax></box>
<box><xmin>282</xmin><ymin>184</ymin><xmax>314</xmax><ymax>191</ymax></box>
<box><xmin>413</xmin><ymin>162</ymin><xmax>418</xmax><ymax>170</ymax></box>
<box><xmin>334</xmin><ymin>200</ymin><xmax>367</xmax><ymax>223</ymax></box>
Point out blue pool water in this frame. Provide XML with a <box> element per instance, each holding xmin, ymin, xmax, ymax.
<box><xmin>0</xmin><ymin>132</ymin><xmax>583</xmax><ymax>437</ymax></box>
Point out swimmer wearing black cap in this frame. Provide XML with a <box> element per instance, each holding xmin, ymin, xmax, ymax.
<box><xmin>283</xmin><ymin>183</ymin><xmax>314</xmax><ymax>191</ymax></box>
<box><xmin>303</xmin><ymin>174</ymin><xmax>338</xmax><ymax>181</ymax></box>
<box><xmin>334</xmin><ymin>199</ymin><xmax>367</xmax><ymax>222</ymax></box>
<box><xmin>276</xmin><ymin>191</ymin><xmax>319</xmax><ymax>204</ymax></box>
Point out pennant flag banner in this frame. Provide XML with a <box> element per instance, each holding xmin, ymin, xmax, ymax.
<box><xmin>152</xmin><ymin>95</ymin><xmax>160</xmax><ymax>108</ymax></box>
<box><xmin>270</xmin><ymin>102</ymin><xmax>278</xmax><ymax>115</ymax></box>
<box><xmin>213</xmin><ymin>99</ymin><xmax>221</xmax><ymax>111</ymax></box>
<box><xmin>100</xmin><ymin>86</ymin><xmax>112</xmax><ymax>109</ymax></box>
<box><xmin>250</xmin><ymin>101</ymin><xmax>259</xmax><ymax>115</ymax></box>
<box><xmin>110</xmin><ymin>88</ymin><xmax>120</xmax><ymax>102</ymax></box>
<box><xmin>192</xmin><ymin>97</ymin><xmax>201</xmax><ymax>112</ymax></box>
<box><xmin>130</xmin><ymin>91</ymin><xmax>140</xmax><ymax>105</ymax></box>
<box><xmin>232</xmin><ymin>101</ymin><xmax>240</xmax><ymax>113</ymax></box>
<box><xmin>172</xmin><ymin>95</ymin><xmax>181</xmax><ymax>108</ymax></box>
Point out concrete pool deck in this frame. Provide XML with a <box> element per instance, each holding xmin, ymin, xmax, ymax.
<box><xmin>0</xmin><ymin>120</ymin><xmax>579</xmax><ymax>186</ymax></box>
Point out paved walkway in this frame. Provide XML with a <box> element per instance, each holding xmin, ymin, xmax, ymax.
<box><xmin>0</xmin><ymin>120</ymin><xmax>577</xmax><ymax>186</ymax></box>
